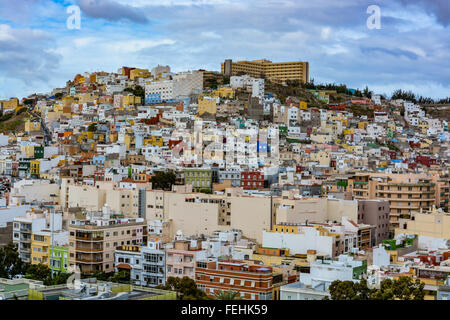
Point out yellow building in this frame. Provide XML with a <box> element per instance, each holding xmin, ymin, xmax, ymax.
<box><xmin>252</xmin><ymin>253</ymin><xmax>310</xmax><ymax>268</ymax></box>
<box><xmin>46</xmin><ymin>111</ymin><xmax>62</xmax><ymax>121</ymax></box>
<box><xmin>213</xmin><ymin>87</ymin><xmax>235</xmax><ymax>99</ymax></box>
<box><xmin>30</xmin><ymin>160</ymin><xmax>40</xmax><ymax>177</ymax></box>
<box><xmin>25</xmin><ymin>120</ymin><xmax>41</xmax><ymax>132</ymax></box>
<box><xmin>198</xmin><ymin>96</ymin><xmax>217</xmax><ymax>115</ymax></box>
<box><xmin>299</xmin><ymin>101</ymin><xmax>307</xmax><ymax>110</ymax></box>
<box><xmin>358</xmin><ymin>121</ymin><xmax>369</xmax><ymax>130</ymax></box>
<box><xmin>130</xmin><ymin>68</ymin><xmax>151</xmax><ymax>80</ymax></box>
<box><xmin>310</xmin><ymin>151</ymin><xmax>331</xmax><ymax>166</ymax></box>
<box><xmin>144</xmin><ymin>136</ymin><xmax>163</xmax><ymax>147</ymax></box>
<box><xmin>332</xmin><ymin>114</ymin><xmax>348</xmax><ymax>127</ymax></box>
<box><xmin>124</xmin><ymin>134</ymin><xmax>135</xmax><ymax>150</ymax></box>
<box><xmin>122</xmin><ymin>95</ymin><xmax>142</xmax><ymax>107</ymax></box>
<box><xmin>78</xmin><ymin>131</ymin><xmax>94</xmax><ymax>143</ymax></box>
<box><xmin>221</xmin><ymin>59</ymin><xmax>309</xmax><ymax>84</ymax></box>
<box><xmin>31</xmin><ymin>232</ymin><xmax>51</xmax><ymax>266</ymax></box>
<box><xmin>76</xmin><ymin>93</ymin><xmax>98</xmax><ymax>104</ymax></box>
<box><xmin>109</xmin><ymin>132</ymin><xmax>118</xmax><ymax>143</ymax></box>
<box><xmin>62</xmin><ymin>96</ymin><xmax>75</xmax><ymax>107</ymax></box>
<box><xmin>343</xmin><ymin>128</ymin><xmax>354</xmax><ymax>135</ymax></box>
<box><xmin>395</xmin><ymin>207</ymin><xmax>450</xmax><ymax>239</ymax></box>
<box><xmin>21</xmin><ymin>145</ymin><xmax>36</xmax><ymax>158</ymax></box>
<box><xmin>0</xmin><ymin>98</ymin><xmax>19</xmax><ymax>112</ymax></box>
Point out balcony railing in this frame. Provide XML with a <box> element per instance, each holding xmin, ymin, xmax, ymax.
<box><xmin>75</xmin><ymin>236</ymin><xmax>104</xmax><ymax>241</ymax></box>
<box><xmin>76</xmin><ymin>247</ymin><xmax>103</xmax><ymax>252</ymax></box>
<box><xmin>75</xmin><ymin>257</ymin><xmax>103</xmax><ymax>263</ymax></box>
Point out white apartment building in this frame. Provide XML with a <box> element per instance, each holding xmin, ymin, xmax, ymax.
<box><xmin>13</xmin><ymin>211</ymin><xmax>47</xmax><ymax>263</ymax></box>
<box><xmin>230</xmin><ymin>75</ymin><xmax>265</xmax><ymax>98</ymax></box>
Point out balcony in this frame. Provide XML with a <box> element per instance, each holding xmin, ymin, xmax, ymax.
<box><xmin>79</xmin><ymin>265</ymin><xmax>103</xmax><ymax>273</ymax></box>
<box><xmin>75</xmin><ymin>236</ymin><xmax>104</xmax><ymax>242</ymax></box>
<box><xmin>75</xmin><ymin>257</ymin><xmax>103</xmax><ymax>264</ymax></box>
<box><xmin>76</xmin><ymin>246</ymin><xmax>103</xmax><ymax>253</ymax></box>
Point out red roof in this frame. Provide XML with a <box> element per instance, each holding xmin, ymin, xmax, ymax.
<box><xmin>116</xmin><ymin>264</ymin><xmax>131</xmax><ymax>270</ymax></box>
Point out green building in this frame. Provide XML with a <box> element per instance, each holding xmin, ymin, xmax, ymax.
<box><xmin>183</xmin><ymin>168</ymin><xmax>212</xmax><ymax>192</ymax></box>
<box><xmin>34</xmin><ymin>146</ymin><xmax>44</xmax><ymax>159</ymax></box>
<box><xmin>18</xmin><ymin>159</ymin><xmax>31</xmax><ymax>177</ymax></box>
<box><xmin>49</xmin><ymin>245</ymin><xmax>69</xmax><ymax>274</ymax></box>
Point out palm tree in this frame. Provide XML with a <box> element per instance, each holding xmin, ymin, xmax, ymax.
<box><xmin>214</xmin><ymin>289</ymin><xmax>243</xmax><ymax>300</ymax></box>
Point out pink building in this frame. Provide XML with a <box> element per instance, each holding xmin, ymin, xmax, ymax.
<box><xmin>166</xmin><ymin>240</ymin><xmax>206</xmax><ymax>280</ymax></box>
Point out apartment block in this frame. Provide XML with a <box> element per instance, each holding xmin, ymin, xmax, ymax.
<box><xmin>31</xmin><ymin>230</ymin><xmax>68</xmax><ymax>266</ymax></box>
<box><xmin>195</xmin><ymin>260</ymin><xmax>273</xmax><ymax>300</ymax></box>
<box><xmin>141</xmin><ymin>239</ymin><xmax>166</xmax><ymax>287</ymax></box>
<box><xmin>50</xmin><ymin>245</ymin><xmax>69</xmax><ymax>274</ymax></box>
<box><xmin>115</xmin><ymin>239</ymin><xmax>166</xmax><ymax>287</ymax></box>
<box><xmin>13</xmin><ymin>211</ymin><xmax>47</xmax><ymax>263</ymax></box>
<box><xmin>358</xmin><ymin>200</ymin><xmax>390</xmax><ymax>245</ymax></box>
<box><xmin>240</xmin><ymin>171</ymin><xmax>264</xmax><ymax>189</ymax></box>
<box><xmin>221</xmin><ymin>59</ymin><xmax>309</xmax><ymax>84</ymax></box>
<box><xmin>183</xmin><ymin>168</ymin><xmax>212</xmax><ymax>192</ymax></box>
<box><xmin>166</xmin><ymin>240</ymin><xmax>206</xmax><ymax>280</ymax></box>
<box><xmin>349</xmin><ymin>173</ymin><xmax>437</xmax><ymax>233</ymax></box>
<box><xmin>68</xmin><ymin>207</ymin><xmax>147</xmax><ymax>274</ymax></box>
<box><xmin>395</xmin><ymin>207</ymin><xmax>450</xmax><ymax>244</ymax></box>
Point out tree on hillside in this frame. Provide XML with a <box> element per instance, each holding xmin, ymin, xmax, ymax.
<box><xmin>23</xmin><ymin>99</ymin><xmax>34</xmax><ymax>106</ymax></box>
<box><xmin>54</xmin><ymin>93</ymin><xmax>64</xmax><ymax>99</ymax></box>
<box><xmin>87</xmin><ymin>123</ymin><xmax>97</xmax><ymax>132</ymax></box>
<box><xmin>222</xmin><ymin>76</ymin><xmax>230</xmax><ymax>85</ymax></box>
<box><xmin>214</xmin><ymin>289</ymin><xmax>243</xmax><ymax>300</ymax></box>
<box><xmin>47</xmin><ymin>272</ymin><xmax>73</xmax><ymax>286</ymax></box>
<box><xmin>133</xmin><ymin>85</ymin><xmax>145</xmax><ymax>102</ymax></box>
<box><xmin>0</xmin><ymin>242</ymin><xmax>28</xmax><ymax>278</ymax></box>
<box><xmin>25</xmin><ymin>263</ymin><xmax>52</xmax><ymax>283</ymax></box>
<box><xmin>124</xmin><ymin>85</ymin><xmax>145</xmax><ymax>102</ymax></box>
<box><xmin>150</xmin><ymin>171</ymin><xmax>176</xmax><ymax>190</ymax></box>
<box><xmin>363</xmin><ymin>86</ymin><xmax>372</xmax><ymax>99</ymax></box>
<box><xmin>325</xmin><ymin>279</ymin><xmax>372</xmax><ymax>300</ymax></box>
<box><xmin>110</xmin><ymin>270</ymin><xmax>130</xmax><ymax>283</ymax></box>
<box><xmin>326</xmin><ymin>277</ymin><xmax>425</xmax><ymax>300</ymax></box>
<box><xmin>371</xmin><ymin>277</ymin><xmax>425</xmax><ymax>300</ymax></box>
<box><xmin>391</xmin><ymin>89</ymin><xmax>417</xmax><ymax>103</ymax></box>
<box><xmin>156</xmin><ymin>276</ymin><xmax>208</xmax><ymax>300</ymax></box>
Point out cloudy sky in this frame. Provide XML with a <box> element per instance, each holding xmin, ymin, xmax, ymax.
<box><xmin>0</xmin><ymin>0</ymin><xmax>449</xmax><ymax>100</ymax></box>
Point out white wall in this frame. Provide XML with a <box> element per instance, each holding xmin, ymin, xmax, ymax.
<box><xmin>262</xmin><ymin>227</ymin><xmax>334</xmax><ymax>256</ymax></box>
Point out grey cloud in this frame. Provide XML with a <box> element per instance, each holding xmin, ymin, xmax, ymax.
<box><xmin>0</xmin><ymin>0</ymin><xmax>40</xmax><ymax>22</ymax></box>
<box><xmin>76</xmin><ymin>0</ymin><xmax>150</xmax><ymax>24</ymax></box>
<box><xmin>360</xmin><ymin>47</ymin><xmax>420</xmax><ymax>60</ymax></box>
<box><xmin>0</xmin><ymin>27</ymin><xmax>62</xmax><ymax>85</ymax></box>
<box><xmin>399</xmin><ymin>0</ymin><xmax>450</xmax><ymax>27</ymax></box>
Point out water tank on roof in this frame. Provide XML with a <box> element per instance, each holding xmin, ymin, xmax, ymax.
<box><xmin>257</xmin><ymin>267</ymin><xmax>270</xmax><ymax>272</ymax></box>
